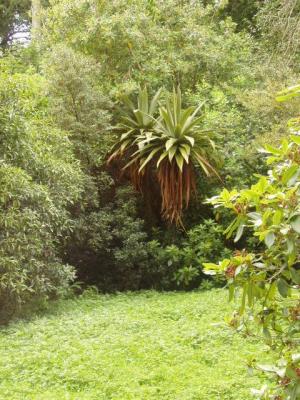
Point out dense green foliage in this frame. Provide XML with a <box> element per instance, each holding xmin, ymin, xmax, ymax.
<box><xmin>1</xmin><ymin>9</ymin><xmax>300</xmax><ymax>400</ymax></box>
<box><xmin>257</xmin><ymin>0</ymin><xmax>300</xmax><ymax>67</ymax></box>
<box><xmin>0</xmin><ymin>290</ymin><xmax>269</xmax><ymax>399</ymax></box>
<box><xmin>204</xmin><ymin>87</ymin><xmax>300</xmax><ymax>398</ymax></box>
<box><xmin>0</xmin><ymin>62</ymin><xmax>84</xmax><ymax>322</ymax></box>
<box><xmin>44</xmin><ymin>45</ymin><xmax>112</xmax><ymax>171</ymax></box>
<box><xmin>1</xmin><ymin>0</ymin><xmax>300</xmax><ymax>397</ymax></box>
<box><xmin>32</xmin><ymin>0</ymin><xmax>299</xmax><ymax>298</ymax></box>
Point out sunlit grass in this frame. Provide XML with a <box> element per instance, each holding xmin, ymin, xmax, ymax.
<box><xmin>0</xmin><ymin>289</ymin><xmax>268</xmax><ymax>399</ymax></box>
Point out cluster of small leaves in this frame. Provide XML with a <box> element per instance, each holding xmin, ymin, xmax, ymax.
<box><xmin>169</xmin><ymin>219</ymin><xmax>230</xmax><ymax>289</ymax></box>
<box><xmin>204</xmin><ymin>86</ymin><xmax>300</xmax><ymax>399</ymax></box>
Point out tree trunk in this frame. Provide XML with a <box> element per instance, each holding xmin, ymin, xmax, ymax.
<box><xmin>31</xmin><ymin>0</ymin><xmax>41</xmax><ymax>41</ymax></box>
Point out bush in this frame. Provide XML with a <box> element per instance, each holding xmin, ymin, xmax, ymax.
<box><xmin>43</xmin><ymin>45</ymin><xmax>113</xmax><ymax>171</ymax></box>
<box><xmin>204</xmin><ymin>85</ymin><xmax>300</xmax><ymax>398</ymax></box>
<box><xmin>0</xmin><ymin>62</ymin><xmax>84</xmax><ymax>323</ymax></box>
<box><xmin>64</xmin><ymin>179</ymin><xmax>230</xmax><ymax>291</ymax></box>
<box><xmin>139</xmin><ymin>219</ymin><xmax>230</xmax><ymax>291</ymax></box>
<box><xmin>65</xmin><ymin>185</ymin><xmax>154</xmax><ymax>291</ymax></box>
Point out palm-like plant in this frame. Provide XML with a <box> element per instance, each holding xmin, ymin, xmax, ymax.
<box><xmin>107</xmin><ymin>86</ymin><xmax>161</xmax><ymax>188</ymax></box>
<box><xmin>109</xmin><ymin>87</ymin><xmax>221</xmax><ymax>225</ymax></box>
<box><xmin>108</xmin><ymin>86</ymin><xmax>161</xmax><ymax>162</ymax></box>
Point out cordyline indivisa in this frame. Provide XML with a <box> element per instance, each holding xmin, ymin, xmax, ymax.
<box><xmin>108</xmin><ymin>86</ymin><xmax>221</xmax><ymax>226</ymax></box>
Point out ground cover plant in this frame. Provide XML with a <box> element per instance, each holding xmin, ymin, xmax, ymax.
<box><xmin>0</xmin><ymin>290</ymin><xmax>268</xmax><ymax>400</ymax></box>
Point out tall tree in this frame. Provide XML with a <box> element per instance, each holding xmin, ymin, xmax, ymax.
<box><xmin>257</xmin><ymin>0</ymin><xmax>300</xmax><ymax>64</ymax></box>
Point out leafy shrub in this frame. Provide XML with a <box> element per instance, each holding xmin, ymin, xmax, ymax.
<box><xmin>150</xmin><ymin>219</ymin><xmax>230</xmax><ymax>290</ymax></box>
<box><xmin>15</xmin><ymin>0</ymin><xmax>299</xmax><ymax>302</ymax></box>
<box><xmin>0</xmin><ymin>62</ymin><xmax>84</xmax><ymax>323</ymax></box>
<box><xmin>204</xmin><ymin>86</ymin><xmax>300</xmax><ymax>399</ymax></box>
<box><xmin>43</xmin><ymin>45</ymin><xmax>113</xmax><ymax>171</ymax></box>
<box><xmin>42</xmin><ymin>1</ymin><xmax>255</xmax><ymax>92</ymax></box>
<box><xmin>65</xmin><ymin>185</ymin><xmax>153</xmax><ymax>291</ymax></box>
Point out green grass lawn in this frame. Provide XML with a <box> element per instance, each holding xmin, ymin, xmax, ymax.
<box><xmin>0</xmin><ymin>289</ymin><xmax>269</xmax><ymax>400</ymax></box>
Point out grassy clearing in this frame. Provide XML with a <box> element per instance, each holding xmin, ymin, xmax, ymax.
<box><xmin>0</xmin><ymin>289</ymin><xmax>268</xmax><ymax>400</ymax></box>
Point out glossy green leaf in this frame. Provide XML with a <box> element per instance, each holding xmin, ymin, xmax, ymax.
<box><xmin>165</xmin><ymin>138</ymin><xmax>177</xmax><ymax>151</ymax></box>
<box><xmin>175</xmin><ymin>154</ymin><xmax>184</xmax><ymax>172</ymax></box>
<box><xmin>168</xmin><ymin>145</ymin><xmax>177</xmax><ymax>162</ymax></box>
<box><xmin>265</xmin><ymin>232</ymin><xmax>275</xmax><ymax>248</ymax></box>
<box><xmin>234</xmin><ymin>223</ymin><xmax>244</xmax><ymax>242</ymax></box>
<box><xmin>291</xmin><ymin>215</ymin><xmax>300</xmax><ymax>233</ymax></box>
<box><xmin>277</xmin><ymin>278</ymin><xmax>289</xmax><ymax>298</ymax></box>
<box><xmin>179</xmin><ymin>146</ymin><xmax>189</xmax><ymax>164</ymax></box>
